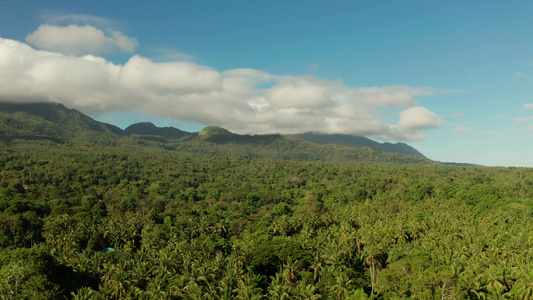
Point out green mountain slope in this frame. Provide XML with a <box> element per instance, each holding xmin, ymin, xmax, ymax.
<box><xmin>0</xmin><ymin>102</ymin><xmax>436</xmax><ymax>165</ymax></box>
<box><xmin>291</xmin><ymin>132</ymin><xmax>426</xmax><ymax>158</ymax></box>
<box><xmin>124</xmin><ymin>122</ymin><xmax>190</xmax><ymax>140</ymax></box>
<box><xmin>169</xmin><ymin>126</ymin><xmax>435</xmax><ymax>165</ymax></box>
<box><xmin>0</xmin><ymin>102</ymin><xmax>123</xmax><ymax>143</ymax></box>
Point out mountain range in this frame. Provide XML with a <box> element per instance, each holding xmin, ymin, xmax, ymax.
<box><xmin>0</xmin><ymin>101</ymin><xmax>468</xmax><ymax>165</ymax></box>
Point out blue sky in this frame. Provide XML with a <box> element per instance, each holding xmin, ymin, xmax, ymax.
<box><xmin>1</xmin><ymin>1</ymin><xmax>533</xmax><ymax>167</ymax></box>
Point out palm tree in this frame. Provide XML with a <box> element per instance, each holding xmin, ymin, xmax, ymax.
<box><xmin>362</xmin><ymin>245</ymin><xmax>382</xmax><ymax>296</ymax></box>
<box><xmin>127</xmin><ymin>260</ymin><xmax>151</xmax><ymax>288</ymax></box>
<box><xmin>484</xmin><ymin>265</ymin><xmax>508</xmax><ymax>297</ymax></box>
<box><xmin>294</xmin><ymin>282</ymin><xmax>322</xmax><ymax>300</ymax></box>
<box><xmin>310</xmin><ymin>251</ymin><xmax>323</xmax><ymax>281</ymax></box>
<box><xmin>71</xmin><ymin>287</ymin><xmax>100</xmax><ymax>300</ymax></box>
<box><xmin>233</xmin><ymin>275</ymin><xmax>263</xmax><ymax>300</ymax></box>
<box><xmin>514</xmin><ymin>270</ymin><xmax>533</xmax><ymax>300</ymax></box>
<box><xmin>281</xmin><ymin>258</ymin><xmax>300</xmax><ymax>284</ymax></box>
<box><xmin>268</xmin><ymin>273</ymin><xmax>291</xmax><ymax>300</ymax></box>
<box><xmin>331</xmin><ymin>272</ymin><xmax>354</xmax><ymax>300</ymax></box>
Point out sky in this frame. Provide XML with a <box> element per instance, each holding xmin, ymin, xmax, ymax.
<box><xmin>1</xmin><ymin>1</ymin><xmax>533</xmax><ymax>167</ymax></box>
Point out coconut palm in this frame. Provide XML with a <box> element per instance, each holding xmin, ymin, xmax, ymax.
<box><xmin>233</xmin><ymin>275</ymin><xmax>263</xmax><ymax>300</ymax></box>
<box><xmin>268</xmin><ymin>273</ymin><xmax>291</xmax><ymax>300</ymax></box>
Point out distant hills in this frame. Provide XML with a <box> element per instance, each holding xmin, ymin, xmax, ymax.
<box><xmin>124</xmin><ymin>121</ymin><xmax>425</xmax><ymax>158</ymax></box>
<box><xmin>0</xmin><ymin>102</ymin><xmax>123</xmax><ymax>143</ymax></box>
<box><xmin>0</xmin><ymin>101</ymin><xmax>470</xmax><ymax>165</ymax></box>
<box><xmin>291</xmin><ymin>132</ymin><xmax>426</xmax><ymax>158</ymax></box>
<box><xmin>124</xmin><ymin>122</ymin><xmax>189</xmax><ymax>140</ymax></box>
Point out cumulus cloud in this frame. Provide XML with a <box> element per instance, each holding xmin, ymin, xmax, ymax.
<box><xmin>0</xmin><ymin>37</ymin><xmax>449</xmax><ymax>141</ymax></box>
<box><xmin>26</xmin><ymin>24</ymin><xmax>137</xmax><ymax>55</ymax></box>
<box><xmin>265</xmin><ymin>76</ymin><xmax>338</xmax><ymax>109</ymax></box>
<box><xmin>525</xmin><ymin>103</ymin><xmax>533</xmax><ymax>110</ymax></box>
<box><xmin>118</xmin><ymin>55</ymin><xmax>222</xmax><ymax>96</ymax></box>
<box><xmin>397</xmin><ymin>107</ymin><xmax>444</xmax><ymax>129</ymax></box>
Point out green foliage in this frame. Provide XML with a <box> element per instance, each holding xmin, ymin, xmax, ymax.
<box><xmin>0</xmin><ymin>246</ymin><xmax>80</xmax><ymax>299</ymax></box>
<box><xmin>3</xmin><ymin>135</ymin><xmax>533</xmax><ymax>298</ymax></box>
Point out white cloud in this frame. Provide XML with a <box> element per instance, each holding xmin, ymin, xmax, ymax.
<box><xmin>0</xmin><ymin>37</ymin><xmax>451</xmax><ymax>141</ymax></box>
<box><xmin>41</xmin><ymin>12</ymin><xmax>118</xmax><ymax>28</ymax></box>
<box><xmin>455</xmin><ymin>126</ymin><xmax>472</xmax><ymax>133</ymax></box>
<box><xmin>398</xmin><ymin>106</ymin><xmax>444</xmax><ymax>129</ymax></box>
<box><xmin>0</xmin><ymin>38</ymin><xmax>121</xmax><ymax>111</ymax></box>
<box><xmin>525</xmin><ymin>103</ymin><xmax>533</xmax><ymax>110</ymax></box>
<box><xmin>117</xmin><ymin>55</ymin><xmax>222</xmax><ymax>96</ymax></box>
<box><xmin>480</xmin><ymin>130</ymin><xmax>501</xmax><ymax>135</ymax></box>
<box><xmin>354</xmin><ymin>86</ymin><xmax>432</xmax><ymax>108</ymax></box>
<box><xmin>452</xmin><ymin>113</ymin><xmax>463</xmax><ymax>118</ymax></box>
<box><xmin>513</xmin><ymin>116</ymin><xmax>533</xmax><ymax>124</ymax></box>
<box><xmin>223</xmin><ymin>69</ymin><xmax>276</xmax><ymax>99</ymax></box>
<box><xmin>26</xmin><ymin>24</ymin><xmax>137</xmax><ymax>55</ymax></box>
<box><xmin>265</xmin><ymin>76</ymin><xmax>338</xmax><ymax>109</ymax></box>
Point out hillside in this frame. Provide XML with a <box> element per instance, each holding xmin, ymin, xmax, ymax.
<box><xmin>291</xmin><ymin>132</ymin><xmax>426</xmax><ymax>157</ymax></box>
<box><xmin>0</xmin><ymin>102</ymin><xmax>124</xmax><ymax>143</ymax></box>
<box><xmin>124</xmin><ymin>122</ymin><xmax>190</xmax><ymax>140</ymax></box>
<box><xmin>167</xmin><ymin>126</ymin><xmax>434</xmax><ymax>164</ymax></box>
<box><xmin>0</xmin><ymin>102</ymin><xmax>434</xmax><ymax>165</ymax></box>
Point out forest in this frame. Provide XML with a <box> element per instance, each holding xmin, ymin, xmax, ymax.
<box><xmin>2</xmin><ymin>137</ymin><xmax>533</xmax><ymax>300</ymax></box>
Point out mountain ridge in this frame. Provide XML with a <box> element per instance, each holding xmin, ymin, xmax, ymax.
<box><xmin>0</xmin><ymin>102</ymin><xmax>468</xmax><ymax>165</ymax></box>
<box><xmin>0</xmin><ymin>102</ymin><xmax>123</xmax><ymax>141</ymax></box>
<box><xmin>290</xmin><ymin>132</ymin><xmax>426</xmax><ymax>158</ymax></box>
<box><xmin>124</xmin><ymin>122</ymin><xmax>189</xmax><ymax>140</ymax></box>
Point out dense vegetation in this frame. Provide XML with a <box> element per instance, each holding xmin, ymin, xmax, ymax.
<box><xmin>2</xmin><ymin>138</ymin><xmax>533</xmax><ymax>299</ymax></box>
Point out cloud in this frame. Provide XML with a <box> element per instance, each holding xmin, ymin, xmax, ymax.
<box><xmin>42</xmin><ymin>12</ymin><xmax>118</xmax><ymax>28</ymax></box>
<box><xmin>514</xmin><ymin>71</ymin><xmax>533</xmax><ymax>85</ymax></box>
<box><xmin>0</xmin><ymin>37</ymin><xmax>450</xmax><ymax>141</ymax></box>
<box><xmin>354</xmin><ymin>86</ymin><xmax>432</xmax><ymax>108</ymax></box>
<box><xmin>26</xmin><ymin>24</ymin><xmax>137</xmax><ymax>55</ymax></box>
<box><xmin>455</xmin><ymin>126</ymin><xmax>472</xmax><ymax>133</ymax></box>
<box><xmin>117</xmin><ymin>55</ymin><xmax>222</xmax><ymax>96</ymax></box>
<box><xmin>513</xmin><ymin>116</ymin><xmax>533</xmax><ymax>124</ymax></box>
<box><xmin>525</xmin><ymin>103</ymin><xmax>533</xmax><ymax>110</ymax></box>
<box><xmin>265</xmin><ymin>76</ymin><xmax>338</xmax><ymax>109</ymax></box>
<box><xmin>480</xmin><ymin>130</ymin><xmax>501</xmax><ymax>135</ymax></box>
<box><xmin>397</xmin><ymin>107</ymin><xmax>444</xmax><ymax>129</ymax></box>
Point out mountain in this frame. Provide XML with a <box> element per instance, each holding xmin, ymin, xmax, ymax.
<box><xmin>0</xmin><ymin>102</ymin><xmax>437</xmax><ymax>165</ymax></box>
<box><xmin>124</xmin><ymin>122</ymin><xmax>190</xmax><ymax>140</ymax></box>
<box><xmin>291</xmin><ymin>132</ymin><xmax>426</xmax><ymax>157</ymax></box>
<box><xmin>0</xmin><ymin>102</ymin><xmax>123</xmax><ymax>143</ymax></box>
<box><xmin>168</xmin><ymin>126</ymin><xmax>434</xmax><ymax>165</ymax></box>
